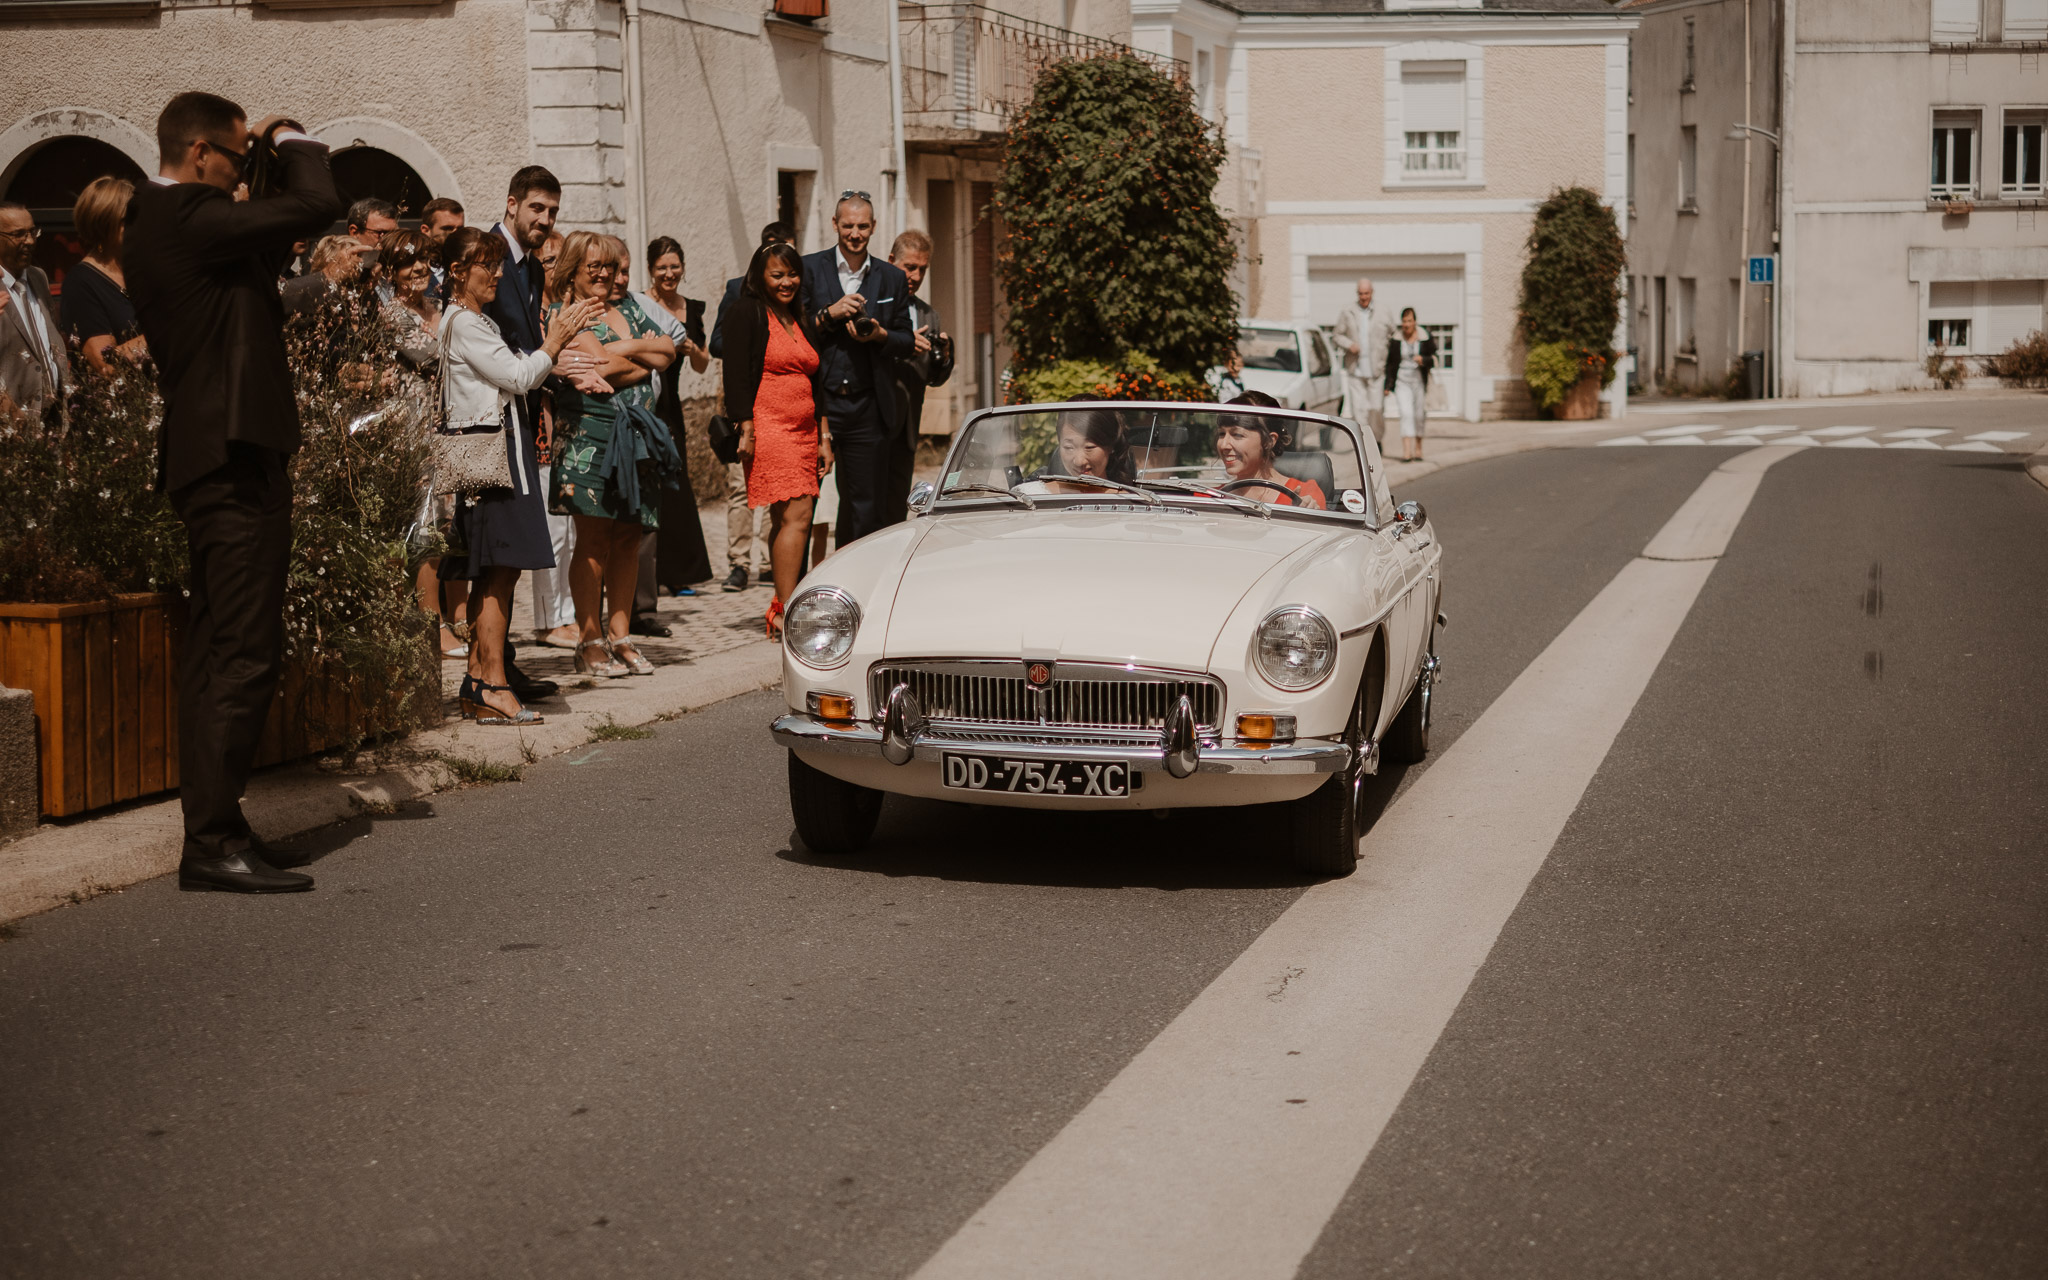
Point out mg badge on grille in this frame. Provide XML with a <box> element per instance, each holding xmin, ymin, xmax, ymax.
<box><xmin>1027</xmin><ymin>662</ymin><xmax>1053</xmax><ymax>687</ymax></box>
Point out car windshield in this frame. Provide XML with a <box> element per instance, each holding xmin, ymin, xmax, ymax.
<box><xmin>1239</xmin><ymin>327</ymin><xmax>1301</xmax><ymax>372</ymax></box>
<box><xmin>939</xmin><ymin>404</ymin><xmax>1372</xmax><ymax>520</ymax></box>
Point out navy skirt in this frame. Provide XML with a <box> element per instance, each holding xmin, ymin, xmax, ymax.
<box><xmin>443</xmin><ymin>403</ymin><xmax>556</xmax><ymax>579</ymax></box>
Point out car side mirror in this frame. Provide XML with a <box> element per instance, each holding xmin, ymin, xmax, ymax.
<box><xmin>1395</xmin><ymin>500</ymin><xmax>1426</xmax><ymax>531</ymax></box>
<box><xmin>908</xmin><ymin>481</ymin><xmax>936</xmax><ymax>516</ymax></box>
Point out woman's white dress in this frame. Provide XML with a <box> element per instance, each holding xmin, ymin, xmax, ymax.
<box><xmin>1394</xmin><ymin>337</ymin><xmax>1428</xmax><ymax>439</ymax></box>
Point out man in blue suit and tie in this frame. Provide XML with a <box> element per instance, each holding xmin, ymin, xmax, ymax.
<box><xmin>801</xmin><ymin>193</ymin><xmax>914</xmax><ymax>545</ymax></box>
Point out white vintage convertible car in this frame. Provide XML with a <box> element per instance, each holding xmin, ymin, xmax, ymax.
<box><xmin>768</xmin><ymin>401</ymin><xmax>1443</xmax><ymax>874</ymax></box>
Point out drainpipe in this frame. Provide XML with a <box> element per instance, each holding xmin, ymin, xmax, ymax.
<box><xmin>1777</xmin><ymin>0</ymin><xmax>1793</xmax><ymax>399</ymax></box>
<box><xmin>886</xmin><ymin>0</ymin><xmax>910</xmax><ymax>241</ymax></box>
<box><xmin>1736</xmin><ymin>0</ymin><xmax>1752</xmax><ymax>385</ymax></box>
<box><xmin>624</xmin><ymin>0</ymin><xmax>650</xmax><ymax>282</ymax></box>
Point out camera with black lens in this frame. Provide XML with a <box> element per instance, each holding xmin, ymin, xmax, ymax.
<box><xmin>851</xmin><ymin>315</ymin><xmax>883</xmax><ymax>341</ymax></box>
<box><xmin>930</xmin><ymin>332</ymin><xmax>954</xmax><ymax>365</ymax></box>
<box><xmin>241</xmin><ymin>117</ymin><xmax>306</xmax><ymax>200</ymax></box>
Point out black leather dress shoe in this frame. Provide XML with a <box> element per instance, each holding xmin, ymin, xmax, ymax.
<box><xmin>178</xmin><ymin>849</ymin><xmax>313</xmax><ymax>894</ymax></box>
<box><xmin>505</xmin><ymin>660</ymin><xmax>558</xmax><ymax>701</ymax></box>
<box><xmin>248</xmin><ymin>835</ymin><xmax>313</xmax><ymax>869</ymax></box>
<box><xmin>630</xmin><ymin>618</ymin><xmax>674</xmax><ymax>638</ymax></box>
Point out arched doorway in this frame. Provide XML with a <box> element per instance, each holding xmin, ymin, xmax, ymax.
<box><xmin>329</xmin><ymin>145</ymin><xmax>434</xmax><ymax>224</ymax></box>
<box><xmin>2</xmin><ymin>136</ymin><xmax>145</xmax><ymax>294</ymax></box>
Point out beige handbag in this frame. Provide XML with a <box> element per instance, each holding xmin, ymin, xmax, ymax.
<box><xmin>431</xmin><ymin>338</ymin><xmax>515</xmax><ymax>495</ymax></box>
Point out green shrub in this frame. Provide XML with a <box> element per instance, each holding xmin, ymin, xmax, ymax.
<box><xmin>996</xmin><ymin>50</ymin><xmax>1238</xmax><ymax>380</ymax></box>
<box><xmin>1518</xmin><ymin>187</ymin><xmax>1625</xmax><ymax>386</ymax></box>
<box><xmin>1522</xmin><ymin>342</ymin><xmax>1581</xmax><ymax>411</ymax></box>
<box><xmin>1983</xmin><ymin>329</ymin><xmax>2048</xmax><ymax>387</ymax></box>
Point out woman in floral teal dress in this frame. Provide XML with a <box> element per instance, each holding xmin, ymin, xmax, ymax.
<box><xmin>547</xmin><ymin>231</ymin><xmax>680</xmax><ymax>677</ymax></box>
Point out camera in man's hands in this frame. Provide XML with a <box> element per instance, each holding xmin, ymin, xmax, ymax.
<box><xmin>930</xmin><ymin>332</ymin><xmax>954</xmax><ymax>364</ymax></box>
<box><xmin>851</xmin><ymin>316</ymin><xmax>883</xmax><ymax>341</ymax></box>
<box><xmin>241</xmin><ymin>117</ymin><xmax>306</xmax><ymax>200</ymax></box>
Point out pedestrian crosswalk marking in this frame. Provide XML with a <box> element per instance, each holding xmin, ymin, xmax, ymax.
<box><xmin>1810</xmin><ymin>425</ymin><xmax>1874</xmax><ymax>436</ymax></box>
<box><xmin>1948</xmin><ymin>440</ymin><xmax>2005</xmax><ymax>452</ymax></box>
<box><xmin>1883</xmin><ymin>428</ymin><xmax>1950</xmax><ymax>438</ymax></box>
<box><xmin>1968</xmin><ymin>430</ymin><xmax>2029</xmax><ymax>441</ymax></box>
<box><xmin>1830</xmin><ymin>437</ymin><xmax>1883</xmax><ymax>448</ymax></box>
<box><xmin>1596</xmin><ymin>423</ymin><xmax>2042</xmax><ymax>453</ymax></box>
<box><xmin>1886</xmin><ymin>439</ymin><xmax>1944</xmax><ymax>450</ymax></box>
<box><xmin>1641</xmin><ymin>423</ymin><xmax>1720</xmax><ymax>437</ymax></box>
<box><xmin>1651</xmin><ymin>434</ymin><xmax>1711</xmax><ymax>446</ymax></box>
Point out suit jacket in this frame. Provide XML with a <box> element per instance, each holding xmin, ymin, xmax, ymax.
<box><xmin>124</xmin><ymin>139</ymin><xmax>341</xmax><ymax>491</ymax></box>
<box><xmin>1383</xmin><ymin>334</ymin><xmax>1438</xmax><ymax>393</ymax></box>
<box><xmin>1333</xmin><ymin>304</ymin><xmax>1388</xmax><ymax>378</ymax></box>
<box><xmin>800</xmin><ymin>248</ymin><xmax>914</xmax><ymax>429</ymax></box>
<box><xmin>482</xmin><ymin>225</ymin><xmax>548</xmax><ymax>423</ymax></box>
<box><xmin>892</xmin><ymin>294</ymin><xmax>954</xmax><ymax>442</ymax></box>
<box><xmin>707</xmin><ymin>274</ymin><xmax>743</xmax><ymax>361</ymax></box>
<box><xmin>720</xmin><ymin>295</ymin><xmax>827</xmax><ymax>428</ymax></box>
<box><xmin>0</xmin><ymin>265</ymin><xmax>71</xmax><ymax>420</ymax></box>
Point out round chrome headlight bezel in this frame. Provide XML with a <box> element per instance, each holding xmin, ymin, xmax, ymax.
<box><xmin>1253</xmin><ymin>605</ymin><xmax>1338</xmax><ymax>691</ymax></box>
<box><xmin>784</xmin><ymin>586</ymin><xmax>862</xmax><ymax>670</ymax></box>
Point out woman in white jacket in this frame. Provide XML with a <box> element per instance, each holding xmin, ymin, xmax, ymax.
<box><xmin>439</xmin><ymin>227</ymin><xmax>605</xmax><ymax>725</ymax></box>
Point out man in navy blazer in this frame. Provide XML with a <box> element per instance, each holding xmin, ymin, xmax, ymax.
<box><xmin>801</xmin><ymin>195</ymin><xmax>913</xmax><ymax>545</ymax></box>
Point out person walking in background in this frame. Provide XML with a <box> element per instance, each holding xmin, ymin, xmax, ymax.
<box><xmin>801</xmin><ymin>194</ymin><xmax>912</xmax><ymax>546</ymax></box>
<box><xmin>1383</xmin><ymin>306</ymin><xmax>1437</xmax><ymax>463</ymax></box>
<box><xmin>725</xmin><ymin>241</ymin><xmax>830</xmax><ymax>639</ymax></box>
<box><xmin>886</xmin><ymin>229</ymin><xmax>953</xmax><ymax>527</ymax></box>
<box><xmin>709</xmin><ymin>220</ymin><xmax>794</xmax><ymax>591</ymax></box>
<box><xmin>0</xmin><ymin>201</ymin><xmax>72</xmax><ymax>421</ymax></box>
<box><xmin>60</xmin><ymin>177</ymin><xmax>147</xmax><ymax>375</ymax></box>
<box><xmin>635</xmin><ymin>234</ymin><xmax>714</xmax><ymax>622</ymax></box>
<box><xmin>440</xmin><ymin>226</ymin><xmax>606</xmax><ymax>725</ymax></box>
<box><xmin>546</xmin><ymin>231</ymin><xmax>677</xmax><ymax>677</ymax></box>
<box><xmin>1333</xmin><ymin>277</ymin><xmax>1386</xmax><ymax>442</ymax></box>
<box><xmin>124</xmin><ymin>91</ymin><xmax>339</xmax><ymax>894</ymax></box>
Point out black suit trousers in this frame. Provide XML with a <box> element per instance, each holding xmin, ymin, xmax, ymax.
<box><xmin>169</xmin><ymin>445</ymin><xmax>293</xmax><ymax>855</ymax></box>
<box><xmin>881</xmin><ymin>383</ymin><xmax>926</xmax><ymax>532</ymax></box>
<box><xmin>823</xmin><ymin>391</ymin><xmax>890</xmax><ymax>545</ymax></box>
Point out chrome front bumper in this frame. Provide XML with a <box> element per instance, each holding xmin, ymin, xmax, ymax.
<box><xmin>770</xmin><ymin>714</ymin><xmax>1353</xmax><ymax>775</ymax></box>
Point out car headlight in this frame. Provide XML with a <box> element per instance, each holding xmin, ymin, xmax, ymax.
<box><xmin>784</xmin><ymin>586</ymin><xmax>862</xmax><ymax>669</ymax></box>
<box><xmin>1254</xmin><ymin>605</ymin><xmax>1337</xmax><ymax>690</ymax></box>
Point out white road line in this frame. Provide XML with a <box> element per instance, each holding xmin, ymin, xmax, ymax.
<box><xmin>1809</xmin><ymin>425</ymin><xmax>1874</xmax><ymax>436</ymax></box>
<box><xmin>1882</xmin><ymin>428</ymin><xmax>1950</xmax><ymax>439</ymax></box>
<box><xmin>1641</xmin><ymin>423</ymin><xmax>1722</xmax><ymax>437</ymax></box>
<box><xmin>1967</xmin><ymin>430</ymin><xmax>2030</xmax><ymax>442</ymax></box>
<box><xmin>911</xmin><ymin>445</ymin><xmax>1803</xmax><ymax>1280</ymax></box>
<box><xmin>1829</xmin><ymin>437</ymin><xmax>1884</xmax><ymax>448</ymax></box>
<box><xmin>1948</xmin><ymin>441</ymin><xmax>2005</xmax><ymax>452</ymax></box>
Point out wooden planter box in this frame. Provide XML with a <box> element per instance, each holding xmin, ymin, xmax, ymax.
<box><xmin>0</xmin><ymin>594</ymin><xmax>398</xmax><ymax>819</ymax></box>
<box><xmin>1556</xmin><ymin>373</ymin><xmax>1603</xmax><ymax>421</ymax></box>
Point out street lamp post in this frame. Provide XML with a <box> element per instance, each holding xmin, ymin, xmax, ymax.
<box><xmin>1727</xmin><ymin>121</ymin><xmax>1782</xmax><ymax>397</ymax></box>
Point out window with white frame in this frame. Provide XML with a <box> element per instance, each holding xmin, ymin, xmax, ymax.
<box><xmin>2008</xmin><ymin>0</ymin><xmax>2048</xmax><ymax>41</ymax></box>
<box><xmin>1932</xmin><ymin>0</ymin><xmax>1982</xmax><ymax>43</ymax></box>
<box><xmin>1682</xmin><ymin>17</ymin><xmax>1696</xmax><ymax>91</ymax></box>
<box><xmin>1677</xmin><ymin>277</ymin><xmax>1697</xmax><ymax>356</ymax></box>
<box><xmin>1928</xmin><ymin>281</ymin><xmax>1975</xmax><ymax>352</ymax></box>
<box><xmin>1401</xmin><ymin>62</ymin><xmax>1466</xmax><ymax>178</ymax></box>
<box><xmin>1423</xmin><ymin>324</ymin><xmax>1455</xmax><ymax>371</ymax></box>
<box><xmin>1680</xmin><ymin>125</ymin><xmax>1699</xmax><ymax>211</ymax></box>
<box><xmin>2003</xmin><ymin>111</ymin><xmax>2045</xmax><ymax>196</ymax></box>
<box><xmin>1931</xmin><ymin>111</ymin><xmax>1980</xmax><ymax>197</ymax></box>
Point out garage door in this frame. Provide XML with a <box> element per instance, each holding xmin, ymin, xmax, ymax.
<box><xmin>1307</xmin><ymin>264</ymin><xmax>1464</xmax><ymax>415</ymax></box>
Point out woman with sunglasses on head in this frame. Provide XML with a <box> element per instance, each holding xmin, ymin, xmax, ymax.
<box><xmin>438</xmin><ymin>226</ymin><xmax>606</xmax><ymax>724</ymax></box>
<box><xmin>723</xmin><ymin>241</ymin><xmax>832</xmax><ymax>639</ymax></box>
<box><xmin>377</xmin><ymin>228</ymin><xmax>442</xmax><ymax>372</ymax></box>
<box><xmin>546</xmin><ymin>231</ymin><xmax>679</xmax><ymax>677</ymax></box>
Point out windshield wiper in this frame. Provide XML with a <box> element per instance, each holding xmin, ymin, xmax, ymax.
<box><xmin>1140</xmin><ymin>477</ymin><xmax>1271</xmax><ymax>519</ymax></box>
<box><xmin>938</xmin><ymin>482</ymin><xmax>1037</xmax><ymax>510</ymax></box>
<box><xmin>1044</xmin><ymin>473</ymin><xmax>1162</xmax><ymax>506</ymax></box>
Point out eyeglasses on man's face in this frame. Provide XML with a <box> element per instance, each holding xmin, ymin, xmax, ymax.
<box><xmin>202</xmin><ymin>138</ymin><xmax>249</xmax><ymax>175</ymax></box>
<box><xmin>0</xmin><ymin>224</ymin><xmax>40</xmax><ymax>244</ymax></box>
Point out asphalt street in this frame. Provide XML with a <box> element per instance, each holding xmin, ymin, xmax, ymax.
<box><xmin>2</xmin><ymin>418</ymin><xmax>2044</xmax><ymax>1278</ymax></box>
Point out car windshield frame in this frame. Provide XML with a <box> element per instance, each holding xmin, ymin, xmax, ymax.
<box><xmin>1239</xmin><ymin>327</ymin><xmax>1303</xmax><ymax>373</ymax></box>
<box><xmin>934</xmin><ymin>401</ymin><xmax>1378</xmax><ymax>526</ymax></box>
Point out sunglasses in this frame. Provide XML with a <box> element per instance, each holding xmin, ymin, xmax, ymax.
<box><xmin>202</xmin><ymin>138</ymin><xmax>250</xmax><ymax>175</ymax></box>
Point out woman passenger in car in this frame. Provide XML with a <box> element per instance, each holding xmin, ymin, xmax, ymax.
<box><xmin>1052</xmin><ymin>407</ymin><xmax>1136</xmax><ymax>489</ymax></box>
<box><xmin>1214</xmin><ymin>402</ymin><xmax>1326</xmax><ymax>509</ymax></box>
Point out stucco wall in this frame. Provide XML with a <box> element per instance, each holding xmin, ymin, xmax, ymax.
<box><xmin>0</xmin><ymin>1</ymin><xmax>530</xmax><ymax>212</ymax></box>
<box><xmin>1485</xmin><ymin>45</ymin><xmax>1607</xmax><ymax>198</ymax></box>
<box><xmin>1245</xmin><ymin>47</ymin><xmax>1382</xmax><ymax>203</ymax></box>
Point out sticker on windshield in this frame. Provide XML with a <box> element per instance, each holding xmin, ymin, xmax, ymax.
<box><xmin>1340</xmin><ymin>489</ymin><xmax>1366</xmax><ymax>514</ymax></box>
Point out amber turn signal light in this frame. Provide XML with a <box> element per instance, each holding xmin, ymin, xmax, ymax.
<box><xmin>808</xmin><ymin>692</ymin><xmax>856</xmax><ymax>721</ymax></box>
<box><xmin>1235</xmin><ymin>713</ymin><xmax>1297</xmax><ymax>743</ymax></box>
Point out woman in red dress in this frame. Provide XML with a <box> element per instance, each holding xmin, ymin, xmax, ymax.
<box><xmin>721</xmin><ymin>242</ymin><xmax>834</xmax><ymax>637</ymax></box>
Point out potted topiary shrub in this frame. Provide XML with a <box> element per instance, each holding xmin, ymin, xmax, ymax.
<box><xmin>1517</xmin><ymin>187</ymin><xmax>1625</xmax><ymax>419</ymax></box>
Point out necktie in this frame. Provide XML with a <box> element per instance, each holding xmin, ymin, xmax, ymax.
<box><xmin>12</xmin><ymin>279</ymin><xmax>56</xmax><ymax>386</ymax></box>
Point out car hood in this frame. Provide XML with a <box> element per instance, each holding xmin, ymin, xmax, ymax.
<box><xmin>882</xmin><ymin>509</ymin><xmax>1332</xmax><ymax>669</ymax></box>
<box><xmin>1241</xmin><ymin>366</ymin><xmax>1307</xmax><ymax>400</ymax></box>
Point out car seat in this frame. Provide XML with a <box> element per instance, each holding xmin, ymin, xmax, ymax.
<box><xmin>1273</xmin><ymin>448</ymin><xmax>1336</xmax><ymax>507</ymax></box>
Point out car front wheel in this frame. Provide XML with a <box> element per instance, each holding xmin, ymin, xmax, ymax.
<box><xmin>1383</xmin><ymin>623</ymin><xmax>1438</xmax><ymax>766</ymax></box>
<box><xmin>1287</xmin><ymin>683</ymin><xmax>1371</xmax><ymax>877</ymax></box>
<box><xmin>788</xmin><ymin>751</ymin><xmax>883</xmax><ymax>856</ymax></box>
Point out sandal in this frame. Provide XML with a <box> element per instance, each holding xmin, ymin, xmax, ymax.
<box><xmin>459</xmin><ymin>675</ymin><xmax>545</xmax><ymax>726</ymax></box>
<box><xmin>611</xmin><ymin>639</ymin><xmax>655</xmax><ymax>676</ymax></box>
<box><xmin>574</xmin><ymin>638</ymin><xmax>628</xmax><ymax>679</ymax></box>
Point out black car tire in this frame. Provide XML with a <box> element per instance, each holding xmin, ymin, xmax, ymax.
<box><xmin>788</xmin><ymin>750</ymin><xmax>883</xmax><ymax>856</ymax></box>
<box><xmin>1288</xmin><ymin>681</ymin><xmax>1371</xmax><ymax>877</ymax></box>
<box><xmin>1383</xmin><ymin>626</ymin><xmax>1437</xmax><ymax>766</ymax></box>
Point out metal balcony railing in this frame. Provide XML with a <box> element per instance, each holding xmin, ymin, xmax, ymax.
<box><xmin>899</xmin><ymin>3</ymin><xmax>1185</xmax><ymax>135</ymax></box>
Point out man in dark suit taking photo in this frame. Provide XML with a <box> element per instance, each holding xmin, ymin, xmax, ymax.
<box><xmin>125</xmin><ymin>91</ymin><xmax>340</xmax><ymax>894</ymax></box>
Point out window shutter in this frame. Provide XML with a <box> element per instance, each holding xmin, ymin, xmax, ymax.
<box><xmin>2006</xmin><ymin>0</ymin><xmax>2048</xmax><ymax>40</ymax></box>
<box><xmin>1401</xmin><ymin>64</ymin><xmax>1466</xmax><ymax>134</ymax></box>
<box><xmin>1985</xmin><ymin>280</ymin><xmax>2045</xmax><ymax>352</ymax></box>
<box><xmin>1932</xmin><ymin>0</ymin><xmax>1981</xmax><ymax>42</ymax></box>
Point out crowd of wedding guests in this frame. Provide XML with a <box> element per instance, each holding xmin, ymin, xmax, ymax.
<box><xmin>0</xmin><ymin>164</ymin><xmax>954</xmax><ymax>729</ymax></box>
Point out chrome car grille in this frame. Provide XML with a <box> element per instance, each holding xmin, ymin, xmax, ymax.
<box><xmin>870</xmin><ymin>662</ymin><xmax>1223</xmax><ymax>733</ymax></box>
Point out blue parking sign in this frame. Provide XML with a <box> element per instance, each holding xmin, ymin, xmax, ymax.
<box><xmin>1748</xmin><ymin>255</ymin><xmax>1775</xmax><ymax>284</ymax></box>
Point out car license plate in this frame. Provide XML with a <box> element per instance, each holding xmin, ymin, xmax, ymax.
<box><xmin>940</xmin><ymin>753</ymin><xmax>1132</xmax><ymax>798</ymax></box>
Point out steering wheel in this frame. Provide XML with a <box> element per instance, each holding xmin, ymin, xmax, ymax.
<box><xmin>1220</xmin><ymin>477</ymin><xmax>1305</xmax><ymax>506</ymax></box>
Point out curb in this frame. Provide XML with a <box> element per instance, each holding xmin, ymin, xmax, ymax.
<box><xmin>2029</xmin><ymin>444</ymin><xmax>2048</xmax><ymax>494</ymax></box>
<box><xmin>0</xmin><ymin>641</ymin><xmax>783</xmax><ymax>925</ymax></box>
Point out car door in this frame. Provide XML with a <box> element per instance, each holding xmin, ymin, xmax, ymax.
<box><xmin>1304</xmin><ymin>328</ymin><xmax>1340</xmax><ymax>412</ymax></box>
